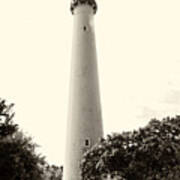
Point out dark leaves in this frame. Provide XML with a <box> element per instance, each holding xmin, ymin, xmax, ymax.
<box><xmin>80</xmin><ymin>116</ymin><xmax>180</xmax><ymax>179</ymax></box>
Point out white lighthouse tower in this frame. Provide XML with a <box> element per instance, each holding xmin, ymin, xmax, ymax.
<box><xmin>64</xmin><ymin>0</ymin><xmax>103</xmax><ymax>180</ymax></box>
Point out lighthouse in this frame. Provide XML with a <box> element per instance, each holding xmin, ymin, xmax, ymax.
<box><xmin>64</xmin><ymin>0</ymin><xmax>104</xmax><ymax>180</ymax></box>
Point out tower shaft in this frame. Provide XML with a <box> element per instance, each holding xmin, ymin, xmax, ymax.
<box><xmin>64</xmin><ymin>1</ymin><xmax>103</xmax><ymax>180</ymax></box>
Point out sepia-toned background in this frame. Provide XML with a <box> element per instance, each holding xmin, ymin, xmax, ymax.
<box><xmin>0</xmin><ymin>0</ymin><xmax>180</xmax><ymax>165</ymax></box>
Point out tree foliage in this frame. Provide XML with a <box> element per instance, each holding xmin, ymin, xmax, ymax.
<box><xmin>80</xmin><ymin>116</ymin><xmax>180</xmax><ymax>180</ymax></box>
<box><xmin>42</xmin><ymin>164</ymin><xmax>63</xmax><ymax>180</ymax></box>
<box><xmin>0</xmin><ymin>99</ymin><xmax>46</xmax><ymax>179</ymax></box>
<box><xmin>0</xmin><ymin>99</ymin><xmax>17</xmax><ymax>138</ymax></box>
<box><xmin>0</xmin><ymin>99</ymin><xmax>63</xmax><ymax>180</ymax></box>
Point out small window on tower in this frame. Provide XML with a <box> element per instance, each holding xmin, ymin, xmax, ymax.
<box><xmin>85</xmin><ymin>139</ymin><xmax>90</xmax><ymax>147</ymax></box>
<box><xmin>83</xmin><ymin>26</ymin><xmax>87</xmax><ymax>31</ymax></box>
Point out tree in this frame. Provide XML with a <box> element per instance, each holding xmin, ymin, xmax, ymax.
<box><xmin>0</xmin><ymin>99</ymin><xmax>64</xmax><ymax>180</ymax></box>
<box><xmin>0</xmin><ymin>99</ymin><xmax>45</xmax><ymax>180</ymax></box>
<box><xmin>80</xmin><ymin>116</ymin><xmax>180</xmax><ymax>180</ymax></box>
<box><xmin>0</xmin><ymin>99</ymin><xmax>17</xmax><ymax>138</ymax></box>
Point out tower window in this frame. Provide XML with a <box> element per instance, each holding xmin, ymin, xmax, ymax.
<box><xmin>83</xmin><ymin>26</ymin><xmax>87</xmax><ymax>31</ymax></box>
<box><xmin>85</xmin><ymin>139</ymin><xmax>90</xmax><ymax>147</ymax></box>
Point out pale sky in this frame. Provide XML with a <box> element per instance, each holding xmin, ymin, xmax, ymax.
<box><xmin>0</xmin><ymin>0</ymin><xmax>180</xmax><ymax>166</ymax></box>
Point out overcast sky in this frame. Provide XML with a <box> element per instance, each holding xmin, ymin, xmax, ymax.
<box><xmin>1</xmin><ymin>0</ymin><xmax>180</xmax><ymax>165</ymax></box>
